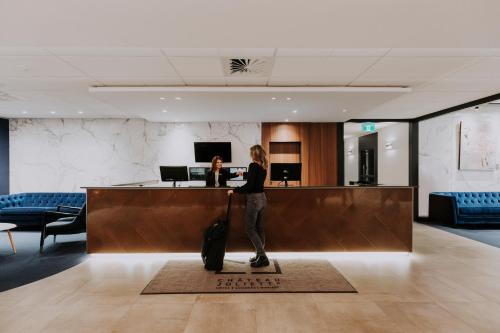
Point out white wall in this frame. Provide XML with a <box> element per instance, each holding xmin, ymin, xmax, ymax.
<box><xmin>419</xmin><ymin>107</ymin><xmax>500</xmax><ymax>216</ymax></box>
<box><xmin>377</xmin><ymin>123</ymin><xmax>409</xmax><ymax>186</ymax></box>
<box><xmin>344</xmin><ymin>123</ymin><xmax>409</xmax><ymax>186</ymax></box>
<box><xmin>9</xmin><ymin>119</ymin><xmax>261</xmax><ymax>193</ymax></box>
<box><xmin>344</xmin><ymin>136</ymin><xmax>359</xmax><ymax>184</ymax></box>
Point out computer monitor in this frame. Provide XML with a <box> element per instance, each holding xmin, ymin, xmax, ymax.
<box><xmin>189</xmin><ymin>167</ymin><xmax>210</xmax><ymax>181</ymax></box>
<box><xmin>270</xmin><ymin>163</ymin><xmax>302</xmax><ymax>186</ymax></box>
<box><xmin>227</xmin><ymin>167</ymin><xmax>247</xmax><ymax>181</ymax></box>
<box><xmin>160</xmin><ymin>166</ymin><xmax>189</xmax><ymax>186</ymax></box>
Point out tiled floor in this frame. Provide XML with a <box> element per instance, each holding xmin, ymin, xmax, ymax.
<box><xmin>2</xmin><ymin>223</ymin><xmax>500</xmax><ymax>332</ymax></box>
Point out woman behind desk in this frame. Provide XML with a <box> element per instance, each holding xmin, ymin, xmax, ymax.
<box><xmin>205</xmin><ymin>156</ymin><xmax>242</xmax><ymax>187</ymax></box>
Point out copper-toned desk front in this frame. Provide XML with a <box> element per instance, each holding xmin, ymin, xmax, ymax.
<box><xmin>85</xmin><ymin>187</ymin><xmax>413</xmax><ymax>253</ymax></box>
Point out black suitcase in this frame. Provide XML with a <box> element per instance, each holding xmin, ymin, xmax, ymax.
<box><xmin>202</xmin><ymin>195</ymin><xmax>232</xmax><ymax>271</ymax></box>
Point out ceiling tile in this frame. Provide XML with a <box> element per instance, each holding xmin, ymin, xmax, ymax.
<box><xmin>61</xmin><ymin>56</ymin><xmax>178</xmax><ymax>77</ymax></box>
<box><xmin>47</xmin><ymin>48</ymin><xmax>162</xmax><ymax>57</ymax></box>
<box><xmin>272</xmin><ymin>56</ymin><xmax>378</xmax><ymax>81</ymax></box>
<box><xmin>276</xmin><ymin>48</ymin><xmax>332</xmax><ymax>57</ymax></box>
<box><xmin>94</xmin><ymin>77</ymin><xmax>185</xmax><ymax>86</ymax></box>
<box><xmin>271</xmin><ymin>57</ymin><xmax>328</xmax><ymax>77</ymax></box>
<box><xmin>416</xmin><ymin>78</ymin><xmax>500</xmax><ymax>92</ymax></box>
<box><xmin>0</xmin><ymin>77</ymin><xmax>99</xmax><ymax>92</ymax></box>
<box><xmin>355</xmin><ymin>56</ymin><xmax>476</xmax><ymax>83</ymax></box>
<box><xmin>444</xmin><ymin>57</ymin><xmax>500</xmax><ymax>79</ymax></box>
<box><xmin>331</xmin><ymin>48</ymin><xmax>389</xmax><ymax>57</ymax></box>
<box><xmin>162</xmin><ymin>48</ymin><xmax>219</xmax><ymax>57</ymax></box>
<box><xmin>225</xmin><ymin>77</ymin><xmax>268</xmax><ymax>86</ymax></box>
<box><xmin>0</xmin><ymin>48</ymin><xmax>51</xmax><ymax>56</ymax></box>
<box><xmin>268</xmin><ymin>77</ymin><xmax>310</xmax><ymax>86</ymax></box>
<box><xmin>182</xmin><ymin>77</ymin><xmax>226</xmax><ymax>85</ymax></box>
<box><xmin>218</xmin><ymin>48</ymin><xmax>275</xmax><ymax>57</ymax></box>
<box><xmin>322</xmin><ymin>57</ymin><xmax>379</xmax><ymax>79</ymax></box>
<box><xmin>0</xmin><ymin>56</ymin><xmax>85</xmax><ymax>77</ymax></box>
<box><xmin>387</xmin><ymin>48</ymin><xmax>500</xmax><ymax>57</ymax></box>
<box><xmin>305</xmin><ymin>79</ymin><xmax>350</xmax><ymax>86</ymax></box>
<box><xmin>168</xmin><ymin>57</ymin><xmax>224</xmax><ymax>77</ymax></box>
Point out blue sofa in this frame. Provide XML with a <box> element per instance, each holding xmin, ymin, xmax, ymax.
<box><xmin>0</xmin><ymin>193</ymin><xmax>86</xmax><ymax>227</ymax></box>
<box><xmin>429</xmin><ymin>192</ymin><xmax>500</xmax><ymax>226</ymax></box>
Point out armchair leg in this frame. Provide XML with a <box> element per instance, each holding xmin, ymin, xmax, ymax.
<box><xmin>40</xmin><ymin>226</ymin><xmax>46</xmax><ymax>253</ymax></box>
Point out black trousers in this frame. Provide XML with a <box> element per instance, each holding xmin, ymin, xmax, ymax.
<box><xmin>244</xmin><ymin>193</ymin><xmax>267</xmax><ymax>256</ymax></box>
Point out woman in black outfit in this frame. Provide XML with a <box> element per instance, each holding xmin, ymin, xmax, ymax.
<box><xmin>206</xmin><ymin>156</ymin><xmax>242</xmax><ymax>187</ymax></box>
<box><xmin>227</xmin><ymin>145</ymin><xmax>269</xmax><ymax>267</ymax></box>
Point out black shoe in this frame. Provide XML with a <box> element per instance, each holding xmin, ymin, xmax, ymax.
<box><xmin>249</xmin><ymin>256</ymin><xmax>258</xmax><ymax>263</ymax></box>
<box><xmin>250</xmin><ymin>255</ymin><xmax>270</xmax><ymax>268</ymax></box>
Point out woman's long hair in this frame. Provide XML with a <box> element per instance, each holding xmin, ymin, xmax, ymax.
<box><xmin>250</xmin><ymin>145</ymin><xmax>268</xmax><ymax>170</ymax></box>
<box><xmin>210</xmin><ymin>156</ymin><xmax>223</xmax><ymax>172</ymax></box>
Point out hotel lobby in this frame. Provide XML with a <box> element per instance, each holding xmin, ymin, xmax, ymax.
<box><xmin>2</xmin><ymin>1</ymin><xmax>500</xmax><ymax>332</ymax></box>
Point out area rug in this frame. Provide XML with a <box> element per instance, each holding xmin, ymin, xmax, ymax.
<box><xmin>142</xmin><ymin>259</ymin><xmax>357</xmax><ymax>294</ymax></box>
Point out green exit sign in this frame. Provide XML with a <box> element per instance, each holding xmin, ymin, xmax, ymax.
<box><xmin>361</xmin><ymin>122</ymin><xmax>375</xmax><ymax>132</ymax></box>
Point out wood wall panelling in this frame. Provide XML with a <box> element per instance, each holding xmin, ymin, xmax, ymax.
<box><xmin>262</xmin><ymin>122</ymin><xmax>338</xmax><ymax>186</ymax></box>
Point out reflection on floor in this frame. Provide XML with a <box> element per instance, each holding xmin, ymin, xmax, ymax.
<box><xmin>428</xmin><ymin>223</ymin><xmax>500</xmax><ymax>249</ymax></box>
<box><xmin>2</xmin><ymin>223</ymin><xmax>500</xmax><ymax>332</ymax></box>
<box><xmin>0</xmin><ymin>232</ymin><xmax>87</xmax><ymax>292</ymax></box>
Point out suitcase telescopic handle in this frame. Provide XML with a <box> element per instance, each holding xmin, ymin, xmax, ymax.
<box><xmin>226</xmin><ymin>194</ymin><xmax>232</xmax><ymax>222</ymax></box>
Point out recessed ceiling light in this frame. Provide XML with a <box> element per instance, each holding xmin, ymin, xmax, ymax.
<box><xmin>342</xmin><ymin>109</ymin><xmax>348</xmax><ymax>113</ymax></box>
<box><xmin>50</xmin><ymin>111</ymin><xmax>56</xmax><ymax>114</ymax></box>
<box><xmin>21</xmin><ymin>110</ymin><xmax>27</xmax><ymax>114</ymax></box>
<box><xmin>77</xmin><ymin>110</ymin><xmax>84</xmax><ymax>114</ymax></box>
<box><xmin>162</xmin><ymin>109</ymin><xmax>168</xmax><ymax>113</ymax></box>
<box><xmin>160</xmin><ymin>97</ymin><xmax>167</xmax><ymax>100</ymax></box>
<box><xmin>285</xmin><ymin>118</ymin><xmax>289</xmax><ymax>122</ymax></box>
<box><xmin>292</xmin><ymin>110</ymin><xmax>298</xmax><ymax>114</ymax></box>
<box><xmin>175</xmin><ymin>97</ymin><xmax>182</xmax><ymax>101</ymax></box>
<box><xmin>286</xmin><ymin>97</ymin><xmax>292</xmax><ymax>101</ymax></box>
<box><xmin>271</xmin><ymin>97</ymin><xmax>277</xmax><ymax>100</ymax></box>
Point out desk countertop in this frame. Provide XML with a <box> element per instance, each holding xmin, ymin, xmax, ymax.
<box><xmin>82</xmin><ymin>185</ymin><xmax>414</xmax><ymax>190</ymax></box>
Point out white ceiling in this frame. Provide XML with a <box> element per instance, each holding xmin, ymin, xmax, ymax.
<box><xmin>1</xmin><ymin>1</ymin><xmax>500</xmax><ymax>121</ymax></box>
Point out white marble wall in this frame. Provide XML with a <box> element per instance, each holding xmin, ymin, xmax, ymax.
<box><xmin>378</xmin><ymin>123</ymin><xmax>409</xmax><ymax>186</ymax></box>
<box><xmin>9</xmin><ymin>119</ymin><xmax>261</xmax><ymax>193</ymax></box>
<box><xmin>419</xmin><ymin>107</ymin><xmax>500</xmax><ymax>216</ymax></box>
<box><xmin>344</xmin><ymin>136</ymin><xmax>359</xmax><ymax>184</ymax></box>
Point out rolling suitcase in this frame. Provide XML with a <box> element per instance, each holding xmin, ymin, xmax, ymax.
<box><xmin>202</xmin><ymin>194</ymin><xmax>232</xmax><ymax>271</ymax></box>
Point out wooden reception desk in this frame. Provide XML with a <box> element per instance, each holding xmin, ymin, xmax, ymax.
<box><xmin>84</xmin><ymin>186</ymin><xmax>413</xmax><ymax>253</ymax></box>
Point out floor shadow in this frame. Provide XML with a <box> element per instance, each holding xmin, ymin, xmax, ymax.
<box><xmin>0</xmin><ymin>232</ymin><xmax>88</xmax><ymax>292</ymax></box>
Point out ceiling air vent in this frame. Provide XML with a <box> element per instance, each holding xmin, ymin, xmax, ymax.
<box><xmin>0</xmin><ymin>90</ymin><xmax>18</xmax><ymax>102</ymax></box>
<box><xmin>222</xmin><ymin>57</ymin><xmax>273</xmax><ymax>76</ymax></box>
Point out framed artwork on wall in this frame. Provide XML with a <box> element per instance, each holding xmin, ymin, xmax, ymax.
<box><xmin>459</xmin><ymin>120</ymin><xmax>496</xmax><ymax>170</ymax></box>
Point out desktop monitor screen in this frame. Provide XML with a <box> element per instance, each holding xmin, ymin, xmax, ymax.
<box><xmin>227</xmin><ymin>167</ymin><xmax>247</xmax><ymax>181</ymax></box>
<box><xmin>189</xmin><ymin>167</ymin><xmax>210</xmax><ymax>181</ymax></box>
<box><xmin>160</xmin><ymin>166</ymin><xmax>189</xmax><ymax>182</ymax></box>
<box><xmin>270</xmin><ymin>163</ymin><xmax>302</xmax><ymax>181</ymax></box>
<box><xmin>194</xmin><ymin>142</ymin><xmax>232</xmax><ymax>163</ymax></box>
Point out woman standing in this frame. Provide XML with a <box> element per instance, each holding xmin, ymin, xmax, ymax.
<box><xmin>206</xmin><ymin>156</ymin><xmax>242</xmax><ymax>187</ymax></box>
<box><xmin>227</xmin><ymin>145</ymin><xmax>269</xmax><ymax>267</ymax></box>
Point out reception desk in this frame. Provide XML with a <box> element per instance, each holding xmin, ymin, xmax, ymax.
<box><xmin>84</xmin><ymin>186</ymin><xmax>413</xmax><ymax>253</ymax></box>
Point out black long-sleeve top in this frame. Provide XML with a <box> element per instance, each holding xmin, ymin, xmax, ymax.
<box><xmin>234</xmin><ymin>162</ymin><xmax>266</xmax><ymax>194</ymax></box>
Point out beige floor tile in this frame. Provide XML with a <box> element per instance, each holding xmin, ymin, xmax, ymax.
<box><xmin>111</xmin><ymin>303</ymin><xmax>193</xmax><ymax>333</ymax></box>
<box><xmin>437</xmin><ymin>301</ymin><xmax>500</xmax><ymax>333</ymax></box>
<box><xmin>377</xmin><ymin>301</ymin><xmax>476</xmax><ymax>333</ymax></box>
<box><xmin>1</xmin><ymin>223</ymin><xmax>500</xmax><ymax>333</ymax></box>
